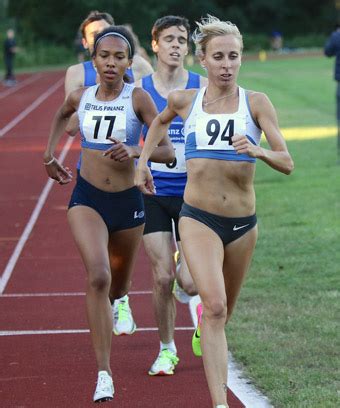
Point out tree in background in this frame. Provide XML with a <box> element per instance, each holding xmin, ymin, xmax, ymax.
<box><xmin>5</xmin><ymin>0</ymin><xmax>337</xmax><ymax>51</ymax></box>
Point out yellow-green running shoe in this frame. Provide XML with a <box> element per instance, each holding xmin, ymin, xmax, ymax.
<box><xmin>148</xmin><ymin>349</ymin><xmax>179</xmax><ymax>376</ymax></box>
<box><xmin>192</xmin><ymin>302</ymin><xmax>203</xmax><ymax>357</ymax></box>
<box><xmin>112</xmin><ymin>295</ymin><xmax>136</xmax><ymax>336</ymax></box>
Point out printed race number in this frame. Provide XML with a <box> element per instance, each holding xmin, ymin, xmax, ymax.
<box><xmin>82</xmin><ymin>111</ymin><xmax>127</xmax><ymax>143</ymax></box>
<box><xmin>151</xmin><ymin>143</ymin><xmax>186</xmax><ymax>173</ymax></box>
<box><xmin>92</xmin><ymin>116</ymin><xmax>116</xmax><ymax>139</ymax></box>
<box><xmin>206</xmin><ymin>119</ymin><xmax>234</xmax><ymax>146</ymax></box>
<box><xmin>196</xmin><ymin>113</ymin><xmax>246</xmax><ymax>150</ymax></box>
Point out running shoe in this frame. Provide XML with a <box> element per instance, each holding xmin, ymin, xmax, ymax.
<box><xmin>172</xmin><ymin>251</ymin><xmax>192</xmax><ymax>304</ymax></box>
<box><xmin>112</xmin><ymin>295</ymin><xmax>136</xmax><ymax>336</ymax></box>
<box><xmin>148</xmin><ymin>349</ymin><xmax>179</xmax><ymax>376</ymax></box>
<box><xmin>192</xmin><ymin>302</ymin><xmax>203</xmax><ymax>357</ymax></box>
<box><xmin>93</xmin><ymin>371</ymin><xmax>114</xmax><ymax>403</ymax></box>
<box><xmin>172</xmin><ymin>278</ymin><xmax>192</xmax><ymax>304</ymax></box>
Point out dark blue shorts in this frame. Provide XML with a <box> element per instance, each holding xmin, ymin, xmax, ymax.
<box><xmin>179</xmin><ymin>202</ymin><xmax>257</xmax><ymax>246</ymax></box>
<box><xmin>68</xmin><ymin>175</ymin><xmax>145</xmax><ymax>232</ymax></box>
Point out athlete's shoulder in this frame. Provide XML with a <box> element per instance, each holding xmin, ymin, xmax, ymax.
<box><xmin>246</xmin><ymin>89</ymin><xmax>274</xmax><ymax>119</ymax></box>
<box><xmin>69</xmin><ymin>86</ymin><xmax>87</xmax><ymax>102</ymax></box>
<box><xmin>246</xmin><ymin>89</ymin><xmax>271</xmax><ymax>106</ymax></box>
<box><xmin>65</xmin><ymin>63</ymin><xmax>85</xmax><ymax>96</ymax></box>
<box><xmin>131</xmin><ymin>54</ymin><xmax>154</xmax><ymax>81</ymax></box>
<box><xmin>65</xmin><ymin>62</ymin><xmax>84</xmax><ymax>78</ymax></box>
<box><xmin>168</xmin><ymin>88</ymin><xmax>198</xmax><ymax>110</ymax></box>
<box><xmin>131</xmin><ymin>84</ymin><xmax>152</xmax><ymax>100</ymax></box>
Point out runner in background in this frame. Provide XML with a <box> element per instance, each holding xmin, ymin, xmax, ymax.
<box><xmin>134</xmin><ymin>15</ymin><xmax>207</xmax><ymax>376</ymax></box>
<box><xmin>65</xmin><ymin>10</ymin><xmax>153</xmax><ymax>97</ymax></box>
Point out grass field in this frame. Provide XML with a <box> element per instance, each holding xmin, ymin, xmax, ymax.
<box><xmin>221</xmin><ymin>56</ymin><xmax>340</xmax><ymax>407</ymax></box>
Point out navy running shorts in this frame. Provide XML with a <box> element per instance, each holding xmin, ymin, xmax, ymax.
<box><xmin>68</xmin><ymin>174</ymin><xmax>145</xmax><ymax>232</ymax></box>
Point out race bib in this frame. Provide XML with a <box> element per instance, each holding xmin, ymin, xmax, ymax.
<box><xmin>196</xmin><ymin>113</ymin><xmax>246</xmax><ymax>150</ymax></box>
<box><xmin>151</xmin><ymin>143</ymin><xmax>186</xmax><ymax>173</ymax></box>
<box><xmin>82</xmin><ymin>111</ymin><xmax>127</xmax><ymax>144</ymax></box>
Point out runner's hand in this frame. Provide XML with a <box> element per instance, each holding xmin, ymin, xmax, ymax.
<box><xmin>103</xmin><ymin>137</ymin><xmax>135</xmax><ymax>161</ymax></box>
<box><xmin>232</xmin><ymin>133</ymin><xmax>261</xmax><ymax>158</ymax></box>
<box><xmin>134</xmin><ymin>165</ymin><xmax>155</xmax><ymax>195</ymax></box>
<box><xmin>44</xmin><ymin>158</ymin><xmax>73</xmax><ymax>185</ymax></box>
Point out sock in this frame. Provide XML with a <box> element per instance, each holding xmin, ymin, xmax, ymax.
<box><xmin>160</xmin><ymin>340</ymin><xmax>177</xmax><ymax>354</ymax></box>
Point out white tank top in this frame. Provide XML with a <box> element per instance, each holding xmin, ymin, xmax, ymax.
<box><xmin>78</xmin><ymin>83</ymin><xmax>142</xmax><ymax>150</ymax></box>
<box><xmin>184</xmin><ymin>86</ymin><xmax>262</xmax><ymax>163</ymax></box>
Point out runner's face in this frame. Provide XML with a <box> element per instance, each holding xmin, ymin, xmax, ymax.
<box><xmin>152</xmin><ymin>25</ymin><xmax>188</xmax><ymax>67</ymax></box>
<box><xmin>201</xmin><ymin>34</ymin><xmax>242</xmax><ymax>87</ymax></box>
<box><xmin>84</xmin><ymin>20</ymin><xmax>111</xmax><ymax>54</ymax></box>
<box><xmin>93</xmin><ymin>36</ymin><xmax>131</xmax><ymax>83</ymax></box>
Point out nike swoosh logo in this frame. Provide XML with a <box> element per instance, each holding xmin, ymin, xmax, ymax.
<box><xmin>194</xmin><ymin>329</ymin><xmax>200</xmax><ymax>338</ymax></box>
<box><xmin>233</xmin><ymin>224</ymin><xmax>250</xmax><ymax>231</ymax></box>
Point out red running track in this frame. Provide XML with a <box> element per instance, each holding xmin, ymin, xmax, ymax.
<box><xmin>0</xmin><ymin>71</ymin><xmax>245</xmax><ymax>407</ymax></box>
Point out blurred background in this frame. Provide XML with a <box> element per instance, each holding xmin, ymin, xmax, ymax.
<box><xmin>0</xmin><ymin>0</ymin><xmax>338</xmax><ymax>69</ymax></box>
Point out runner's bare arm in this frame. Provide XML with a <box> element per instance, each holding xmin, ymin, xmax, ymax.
<box><xmin>44</xmin><ymin>89</ymin><xmax>82</xmax><ymax>161</ymax></box>
<box><xmin>233</xmin><ymin>92</ymin><xmax>294</xmax><ymax>174</ymax></box>
<box><xmin>104</xmin><ymin>88</ymin><xmax>175</xmax><ymax>163</ymax></box>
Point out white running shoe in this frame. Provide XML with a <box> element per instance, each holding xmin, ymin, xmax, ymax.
<box><xmin>112</xmin><ymin>295</ymin><xmax>136</xmax><ymax>335</ymax></box>
<box><xmin>148</xmin><ymin>349</ymin><xmax>179</xmax><ymax>376</ymax></box>
<box><xmin>93</xmin><ymin>371</ymin><xmax>114</xmax><ymax>403</ymax></box>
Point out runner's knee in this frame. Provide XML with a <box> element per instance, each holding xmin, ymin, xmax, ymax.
<box><xmin>203</xmin><ymin>298</ymin><xmax>227</xmax><ymax>322</ymax></box>
<box><xmin>87</xmin><ymin>264</ymin><xmax>111</xmax><ymax>292</ymax></box>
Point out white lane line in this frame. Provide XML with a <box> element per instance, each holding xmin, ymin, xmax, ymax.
<box><xmin>0</xmin><ymin>136</ymin><xmax>74</xmax><ymax>294</ymax></box>
<box><xmin>0</xmin><ymin>327</ymin><xmax>195</xmax><ymax>337</ymax></box>
<box><xmin>0</xmin><ymin>73</ymin><xmax>42</xmax><ymax>99</ymax></box>
<box><xmin>0</xmin><ymin>77</ymin><xmax>63</xmax><ymax>138</ymax></box>
<box><xmin>0</xmin><ymin>290</ymin><xmax>152</xmax><ymax>298</ymax></box>
<box><xmin>228</xmin><ymin>356</ymin><xmax>273</xmax><ymax>408</ymax></box>
<box><xmin>188</xmin><ymin>296</ymin><xmax>272</xmax><ymax>407</ymax></box>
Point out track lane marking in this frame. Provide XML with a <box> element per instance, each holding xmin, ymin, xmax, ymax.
<box><xmin>0</xmin><ymin>77</ymin><xmax>63</xmax><ymax>138</ymax></box>
<box><xmin>0</xmin><ymin>73</ymin><xmax>43</xmax><ymax>99</ymax></box>
<box><xmin>0</xmin><ymin>327</ymin><xmax>195</xmax><ymax>336</ymax></box>
<box><xmin>0</xmin><ymin>136</ymin><xmax>74</xmax><ymax>294</ymax></box>
<box><xmin>0</xmin><ymin>290</ymin><xmax>152</xmax><ymax>297</ymax></box>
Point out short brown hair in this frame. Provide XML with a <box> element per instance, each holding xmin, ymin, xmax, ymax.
<box><xmin>80</xmin><ymin>10</ymin><xmax>114</xmax><ymax>38</ymax></box>
<box><xmin>151</xmin><ymin>15</ymin><xmax>190</xmax><ymax>43</ymax></box>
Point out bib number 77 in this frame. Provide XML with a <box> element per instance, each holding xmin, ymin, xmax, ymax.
<box><xmin>92</xmin><ymin>116</ymin><xmax>116</xmax><ymax>139</ymax></box>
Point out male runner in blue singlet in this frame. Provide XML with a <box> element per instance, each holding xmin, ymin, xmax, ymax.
<box><xmin>134</xmin><ymin>15</ymin><xmax>207</xmax><ymax>375</ymax></box>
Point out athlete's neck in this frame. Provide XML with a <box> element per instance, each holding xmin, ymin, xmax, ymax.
<box><xmin>96</xmin><ymin>81</ymin><xmax>124</xmax><ymax>101</ymax></box>
<box><xmin>204</xmin><ymin>83</ymin><xmax>239</xmax><ymax>102</ymax></box>
<box><xmin>152</xmin><ymin>64</ymin><xmax>188</xmax><ymax>98</ymax></box>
